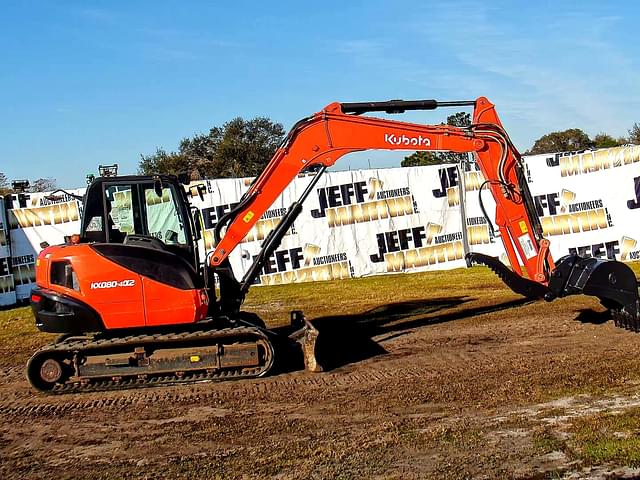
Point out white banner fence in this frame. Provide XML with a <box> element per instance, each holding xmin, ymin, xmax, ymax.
<box><xmin>2</xmin><ymin>144</ymin><xmax>640</xmax><ymax>307</ymax></box>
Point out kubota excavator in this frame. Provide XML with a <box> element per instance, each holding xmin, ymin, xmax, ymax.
<box><xmin>27</xmin><ymin>97</ymin><xmax>640</xmax><ymax>393</ymax></box>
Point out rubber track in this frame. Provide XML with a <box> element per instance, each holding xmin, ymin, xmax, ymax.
<box><xmin>26</xmin><ymin>326</ymin><xmax>274</xmax><ymax>395</ymax></box>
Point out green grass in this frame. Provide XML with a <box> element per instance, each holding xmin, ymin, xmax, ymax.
<box><xmin>569</xmin><ymin>409</ymin><xmax>640</xmax><ymax>466</ymax></box>
<box><xmin>242</xmin><ymin>265</ymin><xmax>511</xmax><ymax>327</ymax></box>
<box><xmin>6</xmin><ymin>260</ymin><xmax>640</xmax><ymax>331</ymax></box>
<box><xmin>0</xmin><ymin>305</ymin><xmax>37</xmax><ymax>338</ymax></box>
<box><xmin>0</xmin><ymin>305</ymin><xmax>54</xmax><ymax>367</ymax></box>
<box><xmin>533</xmin><ymin>427</ymin><xmax>568</xmax><ymax>454</ymax></box>
<box><xmin>428</xmin><ymin>423</ymin><xmax>485</xmax><ymax>450</ymax></box>
<box><xmin>244</xmin><ymin>260</ymin><xmax>640</xmax><ymax>326</ymax></box>
<box><xmin>0</xmin><ymin>266</ymin><xmax>496</xmax><ymax>363</ymax></box>
<box><xmin>2</xmin><ymin>260</ymin><xmax>639</xmax><ymax>365</ymax></box>
<box><xmin>0</xmin><ymin>265</ymin><xmax>505</xmax><ymax>364</ymax></box>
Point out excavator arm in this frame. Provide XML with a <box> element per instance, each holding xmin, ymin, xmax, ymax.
<box><xmin>209</xmin><ymin>97</ymin><xmax>640</xmax><ymax>329</ymax></box>
<box><xmin>210</xmin><ymin>97</ymin><xmax>549</xmax><ymax>276</ymax></box>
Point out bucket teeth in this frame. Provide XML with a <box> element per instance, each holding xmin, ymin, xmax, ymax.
<box><xmin>549</xmin><ymin>254</ymin><xmax>640</xmax><ymax>332</ymax></box>
<box><xmin>612</xmin><ymin>309</ymin><xmax>640</xmax><ymax>332</ymax></box>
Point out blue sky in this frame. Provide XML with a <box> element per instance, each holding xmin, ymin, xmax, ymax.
<box><xmin>1</xmin><ymin>0</ymin><xmax>638</xmax><ymax>187</ymax></box>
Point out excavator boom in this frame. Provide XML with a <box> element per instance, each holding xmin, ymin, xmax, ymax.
<box><xmin>210</xmin><ymin>97</ymin><xmax>550</xmax><ymax>278</ymax></box>
<box><xmin>209</xmin><ymin>97</ymin><xmax>640</xmax><ymax>329</ymax></box>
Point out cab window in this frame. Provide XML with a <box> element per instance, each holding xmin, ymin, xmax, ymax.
<box><xmin>94</xmin><ymin>182</ymin><xmax>188</xmax><ymax>245</ymax></box>
<box><xmin>143</xmin><ymin>186</ymin><xmax>187</xmax><ymax>245</ymax></box>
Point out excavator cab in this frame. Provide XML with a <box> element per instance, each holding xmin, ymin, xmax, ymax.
<box><xmin>80</xmin><ymin>175</ymin><xmax>200</xmax><ymax>269</ymax></box>
<box><xmin>31</xmin><ymin>174</ymin><xmax>210</xmax><ymax>334</ymax></box>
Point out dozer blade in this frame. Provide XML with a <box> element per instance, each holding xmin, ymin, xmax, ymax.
<box><xmin>466</xmin><ymin>252</ymin><xmax>550</xmax><ymax>299</ymax></box>
<box><xmin>288</xmin><ymin>319</ymin><xmax>322</xmax><ymax>372</ymax></box>
<box><xmin>547</xmin><ymin>255</ymin><xmax>640</xmax><ymax>331</ymax></box>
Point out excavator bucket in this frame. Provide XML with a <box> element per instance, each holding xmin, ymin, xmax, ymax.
<box><xmin>547</xmin><ymin>255</ymin><xmax>640</xmax><ymax>331</ymax></box>
<box><xmin>467</xmin><ymin>252</ymin><xmax>640</xmax><ymax>331</ymax></box>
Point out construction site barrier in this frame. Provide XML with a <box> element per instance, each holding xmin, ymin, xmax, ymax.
<box><xmin>2</xmin><ymin>144</ymin><xmax>640</xmax><ymax>307</ymax></box>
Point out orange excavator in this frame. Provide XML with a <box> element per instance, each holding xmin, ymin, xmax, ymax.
<box><xmin>27</xmin><ymin>97</ymin><xmax>640</xmax><ymax>393</ymax></box>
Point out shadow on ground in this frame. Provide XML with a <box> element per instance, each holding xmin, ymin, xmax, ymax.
<box><xmin>309</xmin><ymin>296</ymin><xmax>533</xmax><ymax>371</ymax></box>
<box><xmin>574</xmin><ymin>308</ymin><xmax>612</xmax><ymax>325</ymax></box>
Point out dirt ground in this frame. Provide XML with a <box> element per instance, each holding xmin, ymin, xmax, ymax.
<box><xmin>2</xmin><ymin>267</ymin><xmax>640</xmax><ymax>479</ymax></box>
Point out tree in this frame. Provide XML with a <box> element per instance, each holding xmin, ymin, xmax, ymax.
<box><xmin>446</xmin><ymin>112</ymin><xmax>471</xmax><ymax>128</ymax></box>
<box><xmin>139</xmin><ymin>117</ymin><xmax>285</xmax><ymax>179</ymax></box>
<box><xmin>29</xmin><ymin>178</ymin><xmax>57</xmax><ymax>193</ymax></box>
<box><xmin>401</xmin><ymin>112</ymin><xmax>471</xmax><ymax>167</ymax></box>
<box><xmin>527</xmin><ymin>129</ymin><xmax>594</xmax><ymax>155</ymax></box>
<box><xmin>138</xmin><ymin>148</ymin><xmax>191</xmax><ymax>178</ymax></box>
<box><xmin>0</xmin><ymin>172</ymin><xmax>10</xmax><ymax>196</ymax></box>
<box><xmin>593</xmin><ymin>133</ymin><xmax>626</xmax><ymax>149</ymax></box>
<box><xmin>629</xmin><ymin>123</ymin><xmax>640</xmax><ymax>145</ymax></box>
<box><xmin>401</xmin><ymin>151</ymin><xmax>444</xmax><ymax>167</ymax></box>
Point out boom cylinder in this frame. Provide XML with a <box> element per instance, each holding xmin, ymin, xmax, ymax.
<box><xmin>340</xmin><ymin>99</ymin><xmax>476</xmax><ymax>114</ymax></box>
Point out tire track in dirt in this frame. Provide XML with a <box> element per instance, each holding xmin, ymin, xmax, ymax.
<box><xmin>0</xmin><ymin>365</ymin><xmax>23</xmax><ymax>381</ymax></box>
<box><xmin>0</xmin><ymin>341</ymin><xmax>536</xmax><ymax>418</ymax></box>
<box><xmin>2</xmin><ymin>310</ymin><xmax>626</xmax><ymax>419</ymax></box>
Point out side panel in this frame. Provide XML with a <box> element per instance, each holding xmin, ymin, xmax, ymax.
<box><xmin>40</xmin><ymin>244</ymin><xmax>206</xmax><ymax>329</ymax></box>
<box><xmin>69</xmin><ymin>247</ymin><xmax>147</xmax><ymax>329</ymax></box>
<box><xmin>142</xmin><ymin>277</ymin><xmax>206</xmax><ymax>326</ymax></box>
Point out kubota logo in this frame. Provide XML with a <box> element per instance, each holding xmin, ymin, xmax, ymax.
<box><xmin>384</xmin><ymin>133</ymin><xmax>431</xmax><ymax>147</ymax></box>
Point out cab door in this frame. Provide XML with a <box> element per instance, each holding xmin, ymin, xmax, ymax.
<box><xmin>139</xmin><ymin>183</ymin><xmax>202</xmax><ymax>326</ymax></box>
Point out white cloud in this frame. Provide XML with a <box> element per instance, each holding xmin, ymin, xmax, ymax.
<box><xmin>412</xmin><ymin>3</ymin><xmax>639</xmax><ymax>142</ymax></box>
<box><xmin>333</xmin><ymin>1</ymin><xmax>639</xmax><ymax>149</ymax></box>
